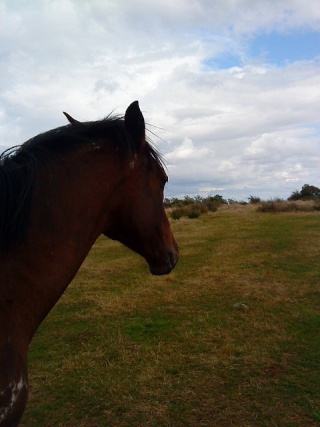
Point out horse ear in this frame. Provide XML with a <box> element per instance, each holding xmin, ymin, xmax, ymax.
<box><xmin>63</xmin><ymin>111</ymin><xmax>80</xmax><ymax>125</ymax></box>
<box><xmin>124</xmin><ymin>101</ymin><xmax>145</xmax><ymax>145</ymax></box>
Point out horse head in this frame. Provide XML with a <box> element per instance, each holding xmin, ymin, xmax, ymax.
<box><xmin>103</xmin><ymin>101</ymin><xmax>179</xmax><ymax>275</ymax></box>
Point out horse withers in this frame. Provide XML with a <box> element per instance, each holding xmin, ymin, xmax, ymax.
<box><xmin>0</xmin><ymin>101</ymin><xmax>178</xmax><ymax>426</ymax></box>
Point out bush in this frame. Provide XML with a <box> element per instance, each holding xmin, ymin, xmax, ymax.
<box><xmin>170</xmin><ymin>202</ymin><xmax>209</xmax><ymax>220</ymax></box>
<box><xmin>205</xmin><ymin>201</ymin><xmax>219</xmax><ymax>212</ymax></box>
<box><xmin>187</xmin><ymin>205</ymin><xmax>201</xmax><ymax>219</ymax></box>
<box><xmin>248</xmin><ymin>195</ymin><xmax>261</xmax><ymax>204</ymax></box>
<box><xmin>170</xmin><ymin>207</ymin><xmax>185</xmax><ymax>220</ymax></box>
<box><xmin>168</xmin><ymin>195</ymin><xmax>225</xmax><ymax>220</ymax></box>
<box><xmin>257</xmin><ymin>200</ymin><xmax>297</xmax><ymax>213</ymax></box>
<box><xmin>257</xmin><ymin>199</ymin><xmax>319</xmax><ymax>213</ymax></box>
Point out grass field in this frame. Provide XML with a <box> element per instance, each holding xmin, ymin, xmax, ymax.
<box><xmin>22</xmin><ymin>205</ymin><xmax>320</xmax><ymax>426</ymax></box>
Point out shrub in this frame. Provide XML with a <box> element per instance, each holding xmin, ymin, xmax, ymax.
<box><xmin>205</xmin><ymin>201</ymin><xmax>219</xmax><ymax>212</ymax></box>
<box><xmin>167</xmin><ymin>194</ymin><xmax>231</xmax><ymax>219</ymax></box>
<box><xmin>257</xmin><ymin>200</ymin><xmax>296</xmax><ymax>213</ymax></box>
<box><xmin>187</xmin><ymin>206</ymin><xmax>201</xmax><ymax>219</ymax></box>
<box><xmin>170</xmin><ymin>207</ymin><xmax>185</xmax><ymax>220</ymax></box>
<box><xmin>248</xmin><ymin>195</ymin><xmax>261</xmax><ymax>204</ymax></box>
<box><xmin>198</xmin><ymin>203</ymin><xmax>209</xmax><ymax>214</ymax></box>
<box><xmin>257</xmin><ymin>199</ymin><xmax>319</xmax><ymax>213</ymax></box>
<box><xmin>170</xmin><ymin>203</ymin><xmax>208</xmax><ymax>220</ymax></box>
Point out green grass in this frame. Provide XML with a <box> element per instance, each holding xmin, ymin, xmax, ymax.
<box><xmin>22</xmin><ymin>205</ymin><xmax>320</xmax><ymax>426</ymax></box>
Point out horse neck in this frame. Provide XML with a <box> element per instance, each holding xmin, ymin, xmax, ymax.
<box><xmin>0</xmin><ymin>148</ymin><xmax>126</xmax><ymax>346</ymax></box>
<box><xmin>0</xmin><ymin>256</ymin><xmax>29</xmax><ymax>426</ymax></box>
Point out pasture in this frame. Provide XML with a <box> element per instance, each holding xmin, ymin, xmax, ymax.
<box><xmin>22</xmin><ymin>205</ymin><xmax>319</xmax><ymax>426</ymax></box>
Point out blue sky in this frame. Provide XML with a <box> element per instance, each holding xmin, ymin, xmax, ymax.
<box><xmin>251</xmin><ymin>31</ymin><xmax>319</xmax><ymax>64</ymax></box>
<box><xmin>203</xmin><ymin>30</ymin><xmax>319</xmax><ymax>70</ymax></box>
<box><xmin>0</xmin><ymin>0</ymin><xmax>319</xmax><ymax>201</ymax></box>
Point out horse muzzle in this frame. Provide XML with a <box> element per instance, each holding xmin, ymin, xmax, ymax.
<box><xmin>148</xmin><ymin>245</ymin><xmax>179</xmax><ymax>276</ymax></box>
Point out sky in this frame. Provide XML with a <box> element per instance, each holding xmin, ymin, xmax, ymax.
<box><xmin>0</xmin><ymin>0</ymin><xmax>319</xmax><ymax>201</ymax></box>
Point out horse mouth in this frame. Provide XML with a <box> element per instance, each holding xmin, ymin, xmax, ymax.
<box><xmin>148</xmin><ymin>250</ymin><xmax>179</xmax><ymax>276</ymax></box>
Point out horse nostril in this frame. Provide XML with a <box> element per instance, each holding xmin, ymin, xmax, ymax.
<box><xmin>169</xmin><ymin>250</ymin><xmax>178</xmax><ymax>268</ymax></box>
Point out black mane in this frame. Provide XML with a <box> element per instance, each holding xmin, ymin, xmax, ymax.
<box><xmin>0</xmin><ymin>116</ymin><xmax>163</xmax><ymax>256</ymax></box>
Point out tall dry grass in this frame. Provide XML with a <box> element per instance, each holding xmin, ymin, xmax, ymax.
<box><xmin>257</xmin><ymin>198</ymin><xmax>320</xmax><ymax>213</ymax></box>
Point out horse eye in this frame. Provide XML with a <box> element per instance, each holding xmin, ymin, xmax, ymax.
<box><xmin>162</xmin><ymin>173</ymin><xmax>168</xmax><ymax>185</ymax></box>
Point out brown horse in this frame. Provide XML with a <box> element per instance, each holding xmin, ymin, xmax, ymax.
<box><xmin>0</xmin><ymin>101</ymin><xmax>179</xmax><ymax>426</ymax></box>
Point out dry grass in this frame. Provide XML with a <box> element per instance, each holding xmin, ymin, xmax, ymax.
<box><xmin>257</xmin><ymin>199</ymin><xmax>320</xmax><ymax>212</ymax></box>
<box><xmin>22</xmin><ymin>207</ymin><xmax>320</xmax><ymax>427</ymax></box>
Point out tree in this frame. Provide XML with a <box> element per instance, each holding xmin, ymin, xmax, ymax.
<box><xmin>288</xmin><ymin>184</ymin><xmax>320</xmax><ymax>201</ymax></box>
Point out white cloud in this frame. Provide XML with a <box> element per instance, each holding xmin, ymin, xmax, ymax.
<box><xmin>0</xmin><ymin>0</ymin><xmax>319</xmax><ymax>200</ymax></box>
<box><xmin>199</xmin><ymin>186</ymin><xmax>225</xmax><ymax>193</ymax></box>
<box><xmin>166</xmin><ymin>137</ymin><xmax>213</xmax><ymax>161</ymax></box>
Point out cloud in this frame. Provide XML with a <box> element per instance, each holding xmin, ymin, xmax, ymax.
<box><xmin>166</xmin><ymin>138</ymin><xmax>213</xmax><ymax>161</ymax></box>
<box><xmin>0</xmin><ymin>0</ymin><xmax>319</xmax><ymax>200</ymax></box>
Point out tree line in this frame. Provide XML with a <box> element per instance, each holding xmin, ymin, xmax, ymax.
<box><xmin>165</xmin><ymin>184</ymin><xmax>320</xmax><ymax>219</ymax></box>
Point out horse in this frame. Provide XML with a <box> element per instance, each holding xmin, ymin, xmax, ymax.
<box><xmin>0</xmin><ymin>101</ymin><xmax>179</xmax><ymax>426</ymax></box>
